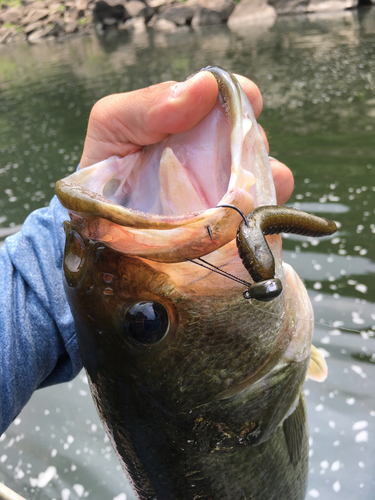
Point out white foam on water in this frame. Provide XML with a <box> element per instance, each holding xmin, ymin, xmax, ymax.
<box><xmin>29</xmin><ymin>465</ymin><xmax>57</xmax><ymax>488</ymax></box>
<box><xmin>61</xmin><ymin>488</ymin><xmax>70</xmax><ymax>500</ymax></box>
<box><xmin>352</xmin><ymin>420</ymin><xmax>368</xmax><ymax>431</ymax></box>
<box><xmin>355</xmin><ymin>430</ymin><xmax>368</xmax><ymax>443</ymax></box>
<box><xmin>113</xmin><ymin>494</ymin><xmax>127</xmax><ymax>500</ymax></box>
<box><xmin>308</xmin><ymin>489</ymin><xmax>320</xmax><ymax>498</ymax></box>
<box><xmin>333</xmin><ymin>481</ymin><xmax>341</xmax><ymax>492</ymax></box>
<box><xmin>331</xmin><ymin>460</ymin><xmax>341</xmax><ymax>471</ymax></box>
<box><xmin>351</xmin><ymin>365</ymin><xmax>367</xmax><ymax>378</ymax></box>
<box><xmin>73</xmin><ymin>484</ymin><xmax>85</xmax><ymax>497</ymax></box>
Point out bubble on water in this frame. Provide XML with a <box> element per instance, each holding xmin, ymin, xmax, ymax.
<box><xmin>329</xmin><ymin>329</ymin><xmax>341</xmax><ymax>336</ymax></box>
<box><xmin>352</xmin><ymin>421</ymin><xmax>368</xmax><ymax>431</ymax></box>
<box><xmin>113</xmin><ymin>494</ymin><xmax>127</xmax><ymax>500</ymax></box>
<box><xmin>351</xmin><ymin>365</ymin><xmax>367</xmax><ymax>379</ymax></box>
<box><xmin>346</xmin><ymin>397</ymin><xmax>355</xmax><ymax>405</ymax></box>
<box><xmin>62</xmin><ymin>489</ymin><xmax>71</xmax><ymax>500</ymax></box>
<box><xmin>352</xmin><ymin>312</ymin><xmax>365</xmax><ymax>325</ymax></box>
<box><xmin>317</xmin><ymin>347</ymin><xmax>330</xmax><ymax>358</ymax></box>
<box><xmin>73</xmin><ymin>484</ymin><xmax>84</xmax><ymax>497</ymax></box>
<box><xmin>355</xmin><ymin>431</ymin><xmax>368</xmax><ymax>443</ymax></box>
<box><xmin>328</xmin><ymin>420</ymin><xmax>336</xmax><ymax>429</ymax></box>
<box><xmin>320</xmin><ymin>460</ymin><xmax>329</xmax><ymax>469</ymax></box>
<box><xmin>308</xmin><ymin>489</ymin><xmax>320</xmax><ymax>498</ymax></box>
<box><xmin>331</xmin><ymin>460</ymin><xmax>341</xmax><ymax>471</ymax></box>
<box><xmin>29</xmin><ymin>465</ymin><xmax>57</xmax><ymax>488</ymax></box>
<box><xmin>333</xmin><ymin>481</ymin><xmax>341</xmax><ymax>492</ymax></box>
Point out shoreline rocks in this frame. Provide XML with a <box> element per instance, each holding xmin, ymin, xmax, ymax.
<box><xmin>0</xmin><ymin>0</ymin><xmax>373</xmax><ymax>45</ymax></box>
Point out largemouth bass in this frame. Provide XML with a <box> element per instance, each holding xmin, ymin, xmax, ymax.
<box><xmin>56</xmin><ymin>67</ymin><xmax>336</xmax><ymax>500</ymax></box>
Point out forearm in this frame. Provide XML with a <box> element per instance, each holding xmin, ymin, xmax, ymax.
<box><xmin>0</xmin><ymin>196</ymin><xmax>82</xmax><ymax>434</ymax></box>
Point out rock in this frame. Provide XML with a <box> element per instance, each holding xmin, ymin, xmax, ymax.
<box><xmin>0</xmin><ymin>7</ymin><xmax>24</xmax><ymax>24</ymax></box>
<box><xmin>125</xmin><ymin>1</ymin><xmax>146</xmax><ymax>18</ymax></box>
<box><xmin>269</xmin><ymin>0</ymin><xmax>309</xmax><ymax>15</ymax></box>
<box><xmin>191</xmin><ymin>0</ymin><xmax>235</xmax><ymax>26</ymax></box>
<box><xmin>119</xmin><ymin>16</ymin><xmax>147</xmax><ymax>31</ymax></box>
<box><xmin>48</xmin><ymin>11</ymin><xmax>64</xmax><ymax>23</ymax></box>
<box><xmin>228</xmin><ymin>0</ymin><xmax>277</xmax><ymax>27</ymax></box>
<box><xmin>48</xmin><ymin>2</ymin><xmax>65</xmax><ymax>15</ymax></box>
<box><xmin>148</xmin><ymin>0</ymin><xmax>176</xmax><ymax>9</ymax></box>
<box><xmin>27</xmin><ymin>27</ymin><xmax>46</xmax><ymax>43</ymax></box>
<box><xmin>64</xmin><ymin>7</ymin><xmax>81</xmax><ymax>23</ymax></box>
<box><xmin>307</xmin><ymin>0</ymin><xmax>358</xmax><ymax>12</ymax></box>
<box><xmin>64</xmin><ymin>19</ymin><xmax>79</xmax><ymax>33</ymax></box>
<box><xmin>159</xmin><ymin>5</ymin><xmax>195</xmax><ymax>25</ymax></box>
<box><xmin>93</xmin><ymin>0</ymin><xmax>130</xmax><ymax>26</ymax></box>
<box><xmin>76</xmin><ymin>0</ymin><xmax>91</xmax><ymax>10</ymax></box>
<box><xmin>24</xmin><ymin>20</ymin><xmax>44</xmax><ymax>34</ymax></box>
<box><xmin>22</xmin><ymin>8</ymin><xmax>50</xmax><ymax>26</ymax></box>
<box><xmin>0</xmin><ymin>28</ymin><xmax>12</xmax><ymax>44</ymax></box>
<box><xmin>43</xmin><ymin>21</ymin><xmax>64</xmax><ymax>36</ymax></box>
<box><xmin>149</xmin><ymin>16</ymin><xmax>177</xmax><ymax>32</ymax></box>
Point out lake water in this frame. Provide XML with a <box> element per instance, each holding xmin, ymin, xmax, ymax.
<box><xmin>0</xmin><ymin>7</ymin><xmax>374</xmax><ymax>500</ymax></box>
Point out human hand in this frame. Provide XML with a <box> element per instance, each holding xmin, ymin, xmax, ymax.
<box><xmin>80</xmin><ymin>72</ymin><xmax>294</xmax><ymax>205</ymax></box>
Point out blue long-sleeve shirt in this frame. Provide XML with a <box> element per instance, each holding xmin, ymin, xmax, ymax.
<box><xmin>0</xmin><ymin>196</ymin><xmax>82</xmax><ymax>435</ymax></box>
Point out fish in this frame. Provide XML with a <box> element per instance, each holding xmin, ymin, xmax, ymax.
<box><xmin>55</xmin><ymin>66</ymin><xmax>336</xmax><ymax>500</ymax></box>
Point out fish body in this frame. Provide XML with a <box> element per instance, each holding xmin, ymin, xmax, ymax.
<box><xmin>56</xmin><ymin>67</ymin><xmax>329</xmax><ymax>499</ymax></box>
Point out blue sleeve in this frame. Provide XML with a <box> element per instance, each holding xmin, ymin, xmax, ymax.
<box><xmin>0</xmin><ymin>196</ymin><xmax>83</xmax><ymax>435</ymax></box>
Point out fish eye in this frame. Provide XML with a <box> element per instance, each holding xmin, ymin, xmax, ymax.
<box><xmin>124</xmin><ymin>301</ymin><xmax>169</xmax><ymax>345</ymax></box>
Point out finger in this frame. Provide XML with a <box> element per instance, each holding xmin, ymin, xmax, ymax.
<box><xmin>81</xmin><ymin>72</ymin><xmax>218</xmax><ymax>168</ymax></box>
<box><xmin>270</xmin><ymin>159</ymin><xmax>295</xmax><ymax>205</ymax></box>
<box><xmin>233</xmin><ymin>74</ymin><xmax>263</xmax><ymax>118</ymax></box>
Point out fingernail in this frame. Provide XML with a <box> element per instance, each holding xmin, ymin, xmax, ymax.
<box><xmin>171</xmin><ymin>72</ymin><xmax>201</xmax><ymax>98</ymax></box>
<box><xmin>268</xmin><ymin>156</ymin><xmax>278</xmax><ymax>162</ymax></box>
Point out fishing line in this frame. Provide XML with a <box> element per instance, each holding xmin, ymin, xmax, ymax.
<box><xmin>187</xmin><ymin>257</ymin><xmax>372</xmax><ymax>336</ymax></box>
<box><xmin>185</xmin><ymin>257</ymin><xmax>252</xmax><ymax>287</ymax></box>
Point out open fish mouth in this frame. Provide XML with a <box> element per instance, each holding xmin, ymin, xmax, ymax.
<box><xmin>55</xmin><ymin>67</ymin><xmax>276</xmax><ymax>264</ymax></box>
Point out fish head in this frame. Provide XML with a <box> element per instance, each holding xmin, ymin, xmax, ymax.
<box><xmin>56</xmin><ymin>67</ymin><xmax>314</xmax><ymax>454</ymax></box>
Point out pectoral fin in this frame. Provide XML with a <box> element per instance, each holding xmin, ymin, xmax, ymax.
<box><xmin>283</xmin><ymin>395</ymin><xmax>308</xmax><ymax>466</ymax></box>
<box><xmin>307</xmin><ymin>345</ymin><xmax>328</xmax><ymax>382</ymax></box>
